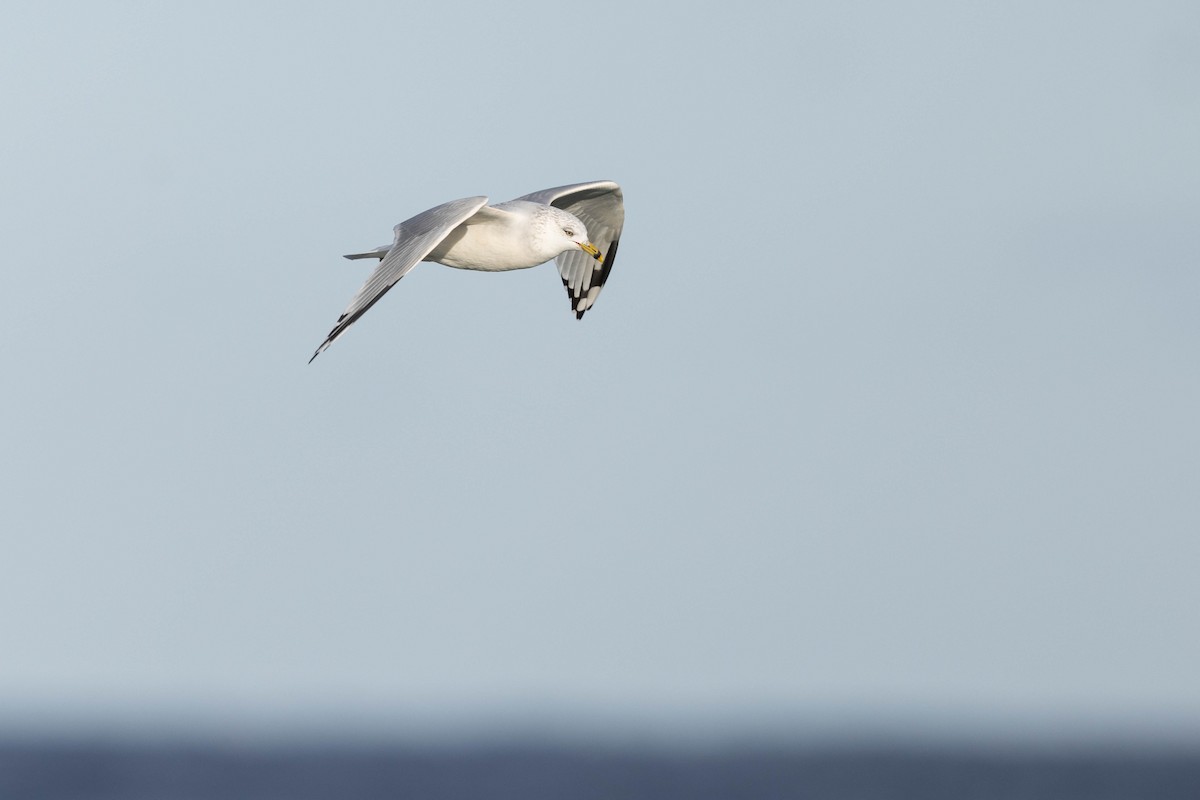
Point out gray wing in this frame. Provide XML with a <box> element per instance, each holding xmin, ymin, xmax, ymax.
<box><xmin>513</xmin><ymin>181</ymin><xmax>624</xmax><ymax>319</ymax></box>
<box><xmin>309</xmin><ymin>196</ymin><xmax>488</xmax><ymax>362</ymax></box>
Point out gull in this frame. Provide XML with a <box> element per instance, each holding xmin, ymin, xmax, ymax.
<box><xmin>309</xmin><ymin>180</ymin><xmax>624</xmax><ymax>362</ymax></box>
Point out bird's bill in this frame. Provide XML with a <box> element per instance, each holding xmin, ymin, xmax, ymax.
<box><xmin>579</xmin><ymin>241</ymin><xmax>603</xmax><ymax>263</ymax></box>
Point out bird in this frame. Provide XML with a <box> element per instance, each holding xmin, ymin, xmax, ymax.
<box><xmin>309</xmin><ymin>180</ymin><xmax>624</xmax><ymax>362</ymax></box>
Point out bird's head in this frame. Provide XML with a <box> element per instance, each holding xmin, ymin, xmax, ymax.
<box><xmin>549</xmin><ymin>209</ymin><xmax>603</xmax><ymax>263</ymax></box>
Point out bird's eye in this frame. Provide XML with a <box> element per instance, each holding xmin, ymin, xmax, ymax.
<box><xmin>563</xmin><ymin>228</ymin><xmax>575</xmax><ymax>237</ymax></box>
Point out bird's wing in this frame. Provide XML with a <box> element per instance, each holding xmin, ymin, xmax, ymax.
<box><xmin>513</xmin><ymin>181</ymin><xmax>624</xmax><ymax>318</ymax></box>
<box><xmin>309</xmin><ymin>196</ymin><xmax>488</xmax><ymax>362</ymax></box>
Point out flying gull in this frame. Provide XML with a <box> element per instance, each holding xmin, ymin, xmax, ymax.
<box><xmin>309</xmin><ymin>180</ymin><xmax>624</xmax><ymax>362</ymax></box>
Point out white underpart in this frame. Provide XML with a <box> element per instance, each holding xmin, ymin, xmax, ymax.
<box><xmin>427</xmin><ymin>201</ymin><xmax>588</xmax><ymax>272</ymax></box>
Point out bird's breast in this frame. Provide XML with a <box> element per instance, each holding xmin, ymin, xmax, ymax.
<box><xmin>426</xmin><ymin>219</ymin><xmax>546</xmax><ymax>272</ymax></box>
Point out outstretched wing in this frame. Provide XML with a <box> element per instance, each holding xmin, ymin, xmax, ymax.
<box><xmin>513</xmin><ymin>181</ymin><xmax>624</xmax><ymax>318</ymax></box>
<box><xmin>309</xmin><ymin>196</ymin><xmax>488</xmax><ymax>362</ymax></box>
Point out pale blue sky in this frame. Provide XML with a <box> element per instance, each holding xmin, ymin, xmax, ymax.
<box><xmin>1</xmin><ymin>1</ymin><xmax>1198</xmax><ymax>743</ymax></box>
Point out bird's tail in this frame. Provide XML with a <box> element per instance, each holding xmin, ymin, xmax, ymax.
<box><xmin>342</xmin><ymin>246</ymin><xmax>390</xmax><ymax>261</ymax></box>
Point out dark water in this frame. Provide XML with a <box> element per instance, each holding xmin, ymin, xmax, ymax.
<box><xmin>3</xmin><ymin>742</ymin><xmax>1199</xmax><ymax>800</ymax></box>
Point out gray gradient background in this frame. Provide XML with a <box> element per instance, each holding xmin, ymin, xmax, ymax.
<box><xmin>1</xmin><ymin>1</ymin><xmax>1198</xmax><ymax>744</ymax></box>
